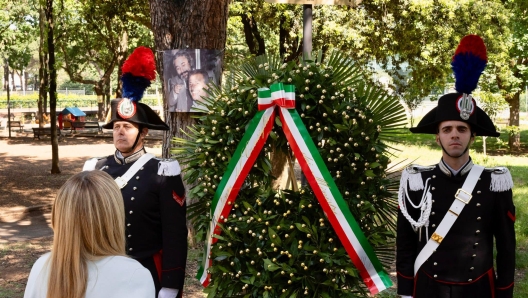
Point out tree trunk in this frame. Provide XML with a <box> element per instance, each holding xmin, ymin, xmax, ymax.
<box><xmin>279</xmin><ymin>14</ymin><xmax>287</xmax><ymax>57</ymax></box>
<box><xmin>148</xmin><ymin>0</ymin><xmax>230</xmax><ymax>158</ymax></box>
<box><xmin>270</xmin><ymin>148</ymin><xmax>289</xmax><ymax>190</ymax></box>
<box><xmin>94</xmin><ymin>81</ymin><xmax>105</xmax><ymax>120</ymax></box>
<box><xmin>45</xmin><ymin>0</ymin><xmax>60</xmax><ymax>174</ymax></box>
<box><xmin>115</xmin><ymin>30</ymin><xmax>129</xmax><ymax>100</ymax></box>
<box><xmin>4</xmin><ymin>59</ymin><xmax>12</xmax><ymax>139</ymax></box>
<box><xmin>23</xmin><ymin>71</ymin><xmax>28</xmax><ymax>91</ymax></box>
<box><xmin>2</xmin><ymin>63</ymin><xmax>6</xmax><ymax>91</ymax></box>
<box><xmin>38</xmin><ymin>0</ymin><xmax>48</xmax><ymax>126</ymax></box>
<box><xmin>10</xmin><ymin>70</ymin><xmax>15</xmax><ymax>91</ymax></box>
<box><xmin>241</xmin><ymin>13</ymin><xmax>266</xmax><ymax>56</ymax></box>
<box><xmin>279</xmin><ymin>13</ymin><xmax>302</xmax><ymax>62</ymax></box>
<box><xmin>43</xmin><ymin>51</ymin><xmax>48</xmax><ymax>114</ymax></box>
<box><xmin>104</xmin><ymin>77</ymin><xmax>111</xmax><ymax>119</ymax></box>
<box><xmin>507</xmin><ymin>92</ymin><xmax>521</xmax><ymax>151</ymax></box>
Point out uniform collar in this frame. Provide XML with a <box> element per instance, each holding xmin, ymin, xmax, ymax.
<box><xmin>438</xmin><ymin>157</ymin><xmax>473</xmax><ymax>177</ymax></box>
<box><xmin>114</xmin><ymin>147</ymin><xmax>147</xmax><ymax>165</ymax></box>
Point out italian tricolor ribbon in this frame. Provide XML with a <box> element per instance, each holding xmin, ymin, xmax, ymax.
<box><xmin>197</xmin><ymin>83</ymin><xmax>393</xmax><ymax>294</ymax></box>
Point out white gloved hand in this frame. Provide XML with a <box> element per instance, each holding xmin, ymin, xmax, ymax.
<box><xmin>401</xmin><ymin>295</ymin><xmax>413</xmax><ymax>298</ymax></box>
<box><xmin>158</xmin><ymin>287</ymin><xmax>179</xmax><ymax>298</ymax></box>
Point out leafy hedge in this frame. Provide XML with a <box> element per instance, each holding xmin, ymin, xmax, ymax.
<box><xmin>0</xmin><ymin>94</ymin><xmax>159</xmax><ymax>109</ymax></box>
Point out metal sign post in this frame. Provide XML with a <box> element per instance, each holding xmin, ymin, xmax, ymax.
<box><xmin>4</xmin><ymin>58</ymin><xmax>11</xmax><ymax>138</ymax></box>
<box><xmin>303</xmin><ymin>4</ymin><xmax>312</xmax><ymax>60</ymax></box>
<box><xmin>265</xmin><ymin>0</ymin><xmax>363</xmax><ymax>60</ymax></box>
<box><xmin>266</xmin><ymin>0</ymin><xmax>363</xmax><ymax>185</ymax></box>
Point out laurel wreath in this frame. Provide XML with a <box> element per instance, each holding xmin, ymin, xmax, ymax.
<box><xmin>173</xmin><ymin>51</ymin><xmax>407</xmax><ymax>297</ymax></box>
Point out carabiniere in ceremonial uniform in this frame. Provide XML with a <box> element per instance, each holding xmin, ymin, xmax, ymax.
<box><xmin>87</xmin><ymin>149</ymin><xmax>187</xmax><ymax>294</ymax></box>
<box><xmin>396</xmin><ymin>35</ymin><xmax>516</xmax><ymax>298</ymax></box>
<box><xmin>397</xmin><ymin>160</ymin><xmax>515</xmax><ymax>298</ymax></box>
<box><xmin>84</xmin><ymin>47</ymin><xmax>187</xmax><ymax>298</ymax></box>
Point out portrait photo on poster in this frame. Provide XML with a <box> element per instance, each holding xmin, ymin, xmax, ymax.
<box><xmin>163</xmin><ymin>49</ymin><xmax>221</xmax><ymax>113</ymax></box>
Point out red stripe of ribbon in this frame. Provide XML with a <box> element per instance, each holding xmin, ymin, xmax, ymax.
<box><xmin>279</xmin><ymin>109</ymin><xmax>378</xmax><ymax>294</ymax></box>
<box><xmin>258</xmin><ymin>98</ymin><xmax>295</xmax><ymax>110</ymax></box>
<box><xmin>212</xmin><ymin>109</ymin><xmax>276</xmax><ymax>243</ymax></box>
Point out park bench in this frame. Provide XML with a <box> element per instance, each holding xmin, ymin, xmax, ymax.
<box><xmin>0</xmin><ymin>118</ymin><xmax>7</xmax><ymax>130</ymax></box>
<box><xmin>32</xmin><ymin>127</ymin><xmax>62</xmax><ymax>140</ymax></box>
<box><xmin>8</xmin><ymin>121</ymin><xmax>24</xmax><ymax>132</ymax></box>
<box><xmin>71</xmin><ymin>121</ymin><xmax>102</xmax><ymax>133</ymax></box>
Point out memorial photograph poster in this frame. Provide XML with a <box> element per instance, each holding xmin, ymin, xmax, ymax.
<box><xmin>163</xmin><ymin>49</ymin><xmax>222</xmax><ymax>112</ymax></box>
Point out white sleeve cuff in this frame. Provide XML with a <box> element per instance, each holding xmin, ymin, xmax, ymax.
<box><xmin>158</xmin><ymin>287</ymin><xmax>179</xmax><ymax>298</ymax></box>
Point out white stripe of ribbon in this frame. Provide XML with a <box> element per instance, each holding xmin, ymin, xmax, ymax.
<box><xmin>200</xmin><ymin>107</ymin><xmax>275</xmax><ymax>285</ymax></box>
<box><xmin>280</xmin><ymin>107</ymin><xmax>388</xmax><ymax>292</ymax></box>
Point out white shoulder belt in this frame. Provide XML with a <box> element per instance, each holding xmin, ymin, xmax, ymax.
<box><xmin>414</xmin><ymin>165</ymin><xmax>484</xmax><ymax>275</ymax></box>
<box><xmin>114</xmin><ymin>153</ymin><xmax>155</xmax><ymax>189</ymax></box>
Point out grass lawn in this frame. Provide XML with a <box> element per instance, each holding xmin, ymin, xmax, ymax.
<box><xmin>379</xmin><ymin>126</ymin><xmax>528</xmax><ymax>298</ymax></box>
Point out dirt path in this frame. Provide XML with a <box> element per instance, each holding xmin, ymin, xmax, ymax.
<box><xmin>0</xmin><ymin>136</ymin><xmax>162</xmax><ymax>208</ymax></box>
<box><xmin>0</xmin><ymin>136</ymin><xmax>164</xmax><ymax>243</ymax></box>
<box><xmin>0</xmin><ymin>135</ymin><xmax>208</xmax><ymax>298</ymax></box>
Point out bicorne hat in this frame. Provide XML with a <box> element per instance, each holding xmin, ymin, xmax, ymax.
<box><xmin>103</xmin><ymin>46</ymin><xmax>169</xmax><ymax>131</ymax></box>
<box><xmin>409</xmin><ymin>35</ymin><xmax>499</xmax><ymax>137</ymax></box>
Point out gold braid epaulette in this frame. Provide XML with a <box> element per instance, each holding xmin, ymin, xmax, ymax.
<box><xmin>483</xmin><ymin>166</ymin><xmax>509</xmax><ymax>174</ymax></box>
<box><xmin>405</xmin><ymin>164</ymin><xmax>435</xmax><ymax>174</ymax></box>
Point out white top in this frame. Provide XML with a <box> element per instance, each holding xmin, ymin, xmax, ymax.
<box><xmin>24</xmin><ymin>252</ymin><xmax>155</xmax><ymax>298</ymax></box>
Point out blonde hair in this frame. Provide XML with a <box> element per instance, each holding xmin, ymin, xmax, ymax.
<box><xmin>46</xmin><ymin>171</ymin><xmax>126</xmax><ymax>298</ymax></box>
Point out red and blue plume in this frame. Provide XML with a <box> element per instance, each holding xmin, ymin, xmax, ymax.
<box><xmin>121</xmin><ymin>46</ymin><xmax>156</xmax><ymax>102</ymax></box>
<box><xmin>451</xmin><ymin>35</ymin><xmax>487</xmax><ymax>94</ymax></box>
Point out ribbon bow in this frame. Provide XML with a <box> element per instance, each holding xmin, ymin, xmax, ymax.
<box><xmin>258</xmin><ymin>83</ymin><xmax>296</xmax><ymax>110</ymax></box>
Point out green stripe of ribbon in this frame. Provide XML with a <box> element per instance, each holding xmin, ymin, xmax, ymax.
<box><xmin>287</xmin><ymin>108</ymin><xmax>393</xmax><ymax>288</ymax></box>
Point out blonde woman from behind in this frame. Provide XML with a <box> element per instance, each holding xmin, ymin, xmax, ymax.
<box><xmin>24</xmin><ymin>171</ymin><xmax>155</xmax><ymax>298</ymax></box>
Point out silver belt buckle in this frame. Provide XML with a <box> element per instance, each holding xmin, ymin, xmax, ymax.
<box><xmin>455</xmin><ymin>189</ymin><xmax>472</xmax><ymax>204</ymax></box>
<box><xmin>115</xmin><ymin>176</ymin><xmax>127</xmax><ymax>189</ymax></box>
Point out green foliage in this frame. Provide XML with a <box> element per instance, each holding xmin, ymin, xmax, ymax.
<box><xmin>173</xmin><ymin>51</ymin><xmax>406</xmax><ymax>296</ymax></box>
<box><xmin>58</xmin><ymin>80</ymin><xmax>95</xmax><ymax>93</ymax></box>
<box><xmin>505</xmin><ymin>125</ymin><xmax>521</xmax><ymax>138</ymax></box>
<box><xmin>225</xmin><ymin>1</ymin><xmax>520</xmax><ymax>141</ymax></box>
<box><xmin>55</xmin><ymin>0</ymin><xmax>153</xmax><ymax>98</ymax></box>
<box><xmin>474</xmin><ymin>90</ymin><xmax>508</xmax><ymax>123</ymax></box>
<box><xmin>474</xmin><ymin>91</ymin><xmax>509</xmax><ymax>150</ymax></box>
<box><xmin>0</xmin><ymin>0</ymin><xmax>39</xmax><ymax>83</ymax></box>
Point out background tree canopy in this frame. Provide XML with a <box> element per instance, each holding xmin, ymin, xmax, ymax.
<box><xmin>225</xmin><ymin>0</ymin><xmax>527</xmax><ymax>150</ymax></box>
<box><xmin>1</xmin><ymin>0</ymin><xmax>527</xmax><ymax>149</ymax></box>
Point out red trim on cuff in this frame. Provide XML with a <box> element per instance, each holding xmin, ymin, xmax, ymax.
<box><xmin>397</xmin><ymin>271</ymin><xmax>414</xmax><ymax>280</ymax></box>
<box><xmin>487</xmin><ymin>269</ymin><xmax>495</xmax><ymax>298</ymax></box>
<box><xmin>153</xmin><ymin>250</ymin><xmax>162</xmax><ymax>282</ymax></box>
<box><xmin>496</xmin><ymin>282</ymin><xmax>514</xmax><ymax>290</ymax></box>
<box><xmin>507</xmin><ymin>211</ymin><xmax>516</xmax><ymax>222</ymax></box>
<box><xmin>413</xmin><ymin>272</ymin><xmax>419</xmax><ymax>297</ymax></box>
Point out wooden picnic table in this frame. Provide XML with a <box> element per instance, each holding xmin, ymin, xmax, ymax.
<box><xmin>8</xmin><ymin>121</ymin><xmax>24</xmax><ymax>132</ymax></box>
<box><xmin>32</xmin><ymin>127</ymin><xmax>63</xmax><ymax>140</ymax></box>
<box><xmin>70</xmin><ymin>121</ymin><xmax>102</xmax><ymax>133</ymax></box>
